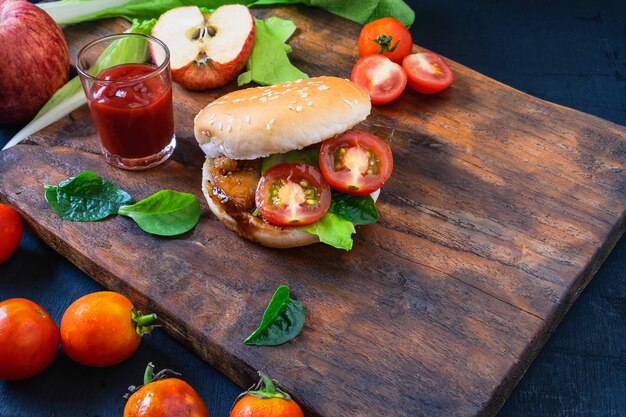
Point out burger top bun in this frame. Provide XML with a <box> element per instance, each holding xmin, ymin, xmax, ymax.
<box><xmin>194</xmin><ymin>76</ymin><xmax>371</xmax><ymax>160</ymax></box>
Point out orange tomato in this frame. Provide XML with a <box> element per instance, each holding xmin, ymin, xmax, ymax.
<box><xmin>124</xmin><ymin>368</ymin><xmax>210</xmax><ymax>417</ymax></box>
<box><xmin>230</xmin><ymin>373</ymin><xmax>304</xmax><ymax>417</ymax></box>
<box><xmin>0</xmin><ymin>298</ymin><xmax>59</xmax><ymax>380</ymax></box>
<box><xmin>60</xmin><ymin>291</ymin><xmax>156</xmax><ymax>367</ymax></box>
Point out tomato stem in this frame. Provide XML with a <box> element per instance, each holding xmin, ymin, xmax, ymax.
<box><xmin>248</xmin><ymin>371</ymin><xmax>292</xmax><ymax>400</ymax></box>
<box><xmin>131</xmin><ymin>308</ymin><xmax>158</xmax><ymax>336</ymax></box>
<box><xmin>143</xmin><ymin>362</ymin><xmax>156</xmax><ymax>385</ymax></box>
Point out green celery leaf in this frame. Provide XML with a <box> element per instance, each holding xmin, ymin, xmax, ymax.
<box><xmin>40</xmin><ymin>0</ymin><xmax>414</xmax><ymax>27</ymax></box>
<box><xmin>44</xmin><ymin>171</ymin><xmax>133</xmax><ymax>222</ymax></box>
<box><xmin>244</xmin><ymin>285</ymin><xmax>305</xmax><ymax>346</ymax></box>
<box><xmin>261</xmin><ymin>146</ymin><xmax>320</xmax><ymax>173</ymax></box>
<box><xmin>238</xmin><ymin>17</ymin><xmax>308</xmax><ymax>86</ymax></box>
<box><xmin>330</xmin><ymin>192</ymin><xmax>378</xmax><ymax>225</ymax></box>
<box><xmin>118</xmin><ymin>190</ymin><xmax>201</xmax><ymax>236</ymax></box>
<box><xmin>301</xmin><ymin>211</ymin><xmax>355</xmax><ymax>250</ymax></box>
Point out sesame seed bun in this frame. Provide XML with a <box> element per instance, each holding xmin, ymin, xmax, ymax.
<box><xmin>193</xmin><ymin>76</ymin><xmax>371</xmax><ymax>160</ymax></box>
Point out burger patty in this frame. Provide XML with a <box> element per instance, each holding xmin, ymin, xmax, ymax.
<box><xmin>210</xmin><ymin>156</ymin><xmax>261</xmax><ymax>212</ymax></box>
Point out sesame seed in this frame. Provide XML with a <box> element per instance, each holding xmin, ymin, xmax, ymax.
<box><xmin>266</xmin><ymin>123</ymin><xmax>271</xmax><ymax>131</ymax></box>
<box><xmin>296</xmin><ymin>106</ymin><xmax>302</xmax><ymax>112</ymax></box>
<box><xmin>260</xmin><ymin>97</ymin><xmax>267</xmax><ymax>102</ymax></box>
<box><xmin>269</xmin><ymin>118</ymin><xmax>275</xmax><ymax>124</ymax></box>
<box><xmin>343</xmin><ymin>99</ymin><xmax>353</xmax><ymax>106</ymax></box>
<box><xmin>245</xmin><ymin>115</ymin><xmax>251</xmax><ymax>123</ymax></box>
<box><xmin>318</xmin><ymin>85</ymin><xmax>329</xmax><ymax>91</ymax></box>
<box><xmin>233</xmin><ymin>98</ymin><xmax>245</xmax><ymax>103</ymax></box>
<box><xmin>269</xmin><ymin>96</ymin><xmax>279</xmax><ymax>101</ymax></box>
<box><xmin>307</xmin><ymin>101</ymin><xmax>313</xmax><ymax>106</ymax></box>
<box><xmin>218</xmin><ymin>122</ymin><xmax>223</xmax><ymax>130</ymax></box>
<box><xmin>209</xmin><ymin>113</ymin><xmax>215</xmax><ymax>122</ymax></box>
<box><xmin>249</xmin><ymin>95</ymin><xmax>257</xmax><ymax>100</ymax></box>
<box><xmin>227</xmin><ymin>125</ymin><xmax>232</xmax><ymax>132</ymax></box>
<box><xmin>291</xmin><ymin>100</ymin><xmax>298</xmax><ymax>104</ymax></box>
<box><xmin>301</xmin><ymin>93</ymin><xmax>308</xmax><ymax>98</ymax></box>
<box><xmin>209</xmin><ymin>119</ymin><xmax>215</xmax><ymax>126</ymax></box>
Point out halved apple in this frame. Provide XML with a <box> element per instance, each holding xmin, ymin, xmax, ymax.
<box><xmin>151</xmin><ymin>4</ymin><xmax>255</xmax><ymax>91</ymax></box>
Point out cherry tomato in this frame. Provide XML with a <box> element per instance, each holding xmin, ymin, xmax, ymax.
<box><xmin>402</xmin><ymin>51</ymin><xmax>455</xmax><ymax>94</ymax></box>
<box><xmin>320</xmin><ymin>131</ymin><xmax>393</xmax><ymax>196</ymax></box>
<box><xmin>357</xmin><ymin>17</ymin><xmax>413</xmax><ymax>63</ymax></box>
<box><xmin>351</xmin><ymin>54</ymin><xmax>407</xmax><ymax>105</ymax></box>
<box><xmin>60</xmin><ymin>291</ymin><xmax>156</xmax><ymax>367</ymax></box>
<box><xmin>124</xmin><ymin>363</ymin><xmax>210</xmax><ymax>417</ymax></box>
<box><xmin>230</xmin><ymin>373</ymin><xmax>304</xmax><ymax>417</ymax></box>
<box><xmin>0</xmin><ymin>298</ymin><xmax>59</xmax><ymax>380</ymax></box>
<box><xmin>255</xmin><ymin>163</ymin><xmax>331</xmax><ymax>227</ymax></box>
<box><xmin>0</xmin><ymin>203</ymin><xmax>23</xmax><ymax>264</ymax></box>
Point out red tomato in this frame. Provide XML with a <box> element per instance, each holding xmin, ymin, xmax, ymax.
<box><xmin>230</xmin><ymin>373</ymin><xmax>304</xmax><ymax>417</ymax></box>
<box><xmin>357</xmin><ymin>17</ymin><xmax>413</xmax><ymax>63</ymax></box>
<box><xmin>124</xmin><ymin>364</ymin><xmax>210</xmax><ymax>417</ymax></box>
<box><xmin>320</xmin><ymin>131</ymin><xmax>393</xmax><ymax>196</ymax></box>
<box><xmin>0</xmin><ymin>298</ymin><xmax>59</xmax><ymax>380</ymax></box>
<box><xmin>351</xmin><ymin>55</ymin><xmax>407</xmax><ymax>105</ymax></box>
<box><xmin>60</xmin><ymin>291</ymin><xmax>156</xmax><ymax>367</ymax></box>
<box><xmin>0</xmin><ymin>203</ymin><xmax>23</xmax><ymax>264</ymax></box>
<box><xmin>255</xmin><ymin>163</ymin><xmax>331</xmax><ymax>227</ymax></box>
<box><xmin>402</xmin><ymin>51</ymin><xmax>455</xmax><ymax>94</ymax></box>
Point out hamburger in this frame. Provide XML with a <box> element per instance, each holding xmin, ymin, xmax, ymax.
<box><xmin>193</xmin><ymin>76</ymin><xmax>393</xmax><ymax>249</ymax></box>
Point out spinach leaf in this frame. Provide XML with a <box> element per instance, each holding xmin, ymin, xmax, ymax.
<box><xmin>244</xmin><ymin>285</ymin><xmax>305</xmax><ymax>346</ymax></box>
<box><xmin>118</xmin><ymin>190</ymin><xmax>201</xmax><ymax>236</ymax></box>
<box><xmin>261</xmin><ymin>146</ymin><xmax>320</xmax><ymax>173</ymax></box>
<box><xmin>301</xmin><ymin>211</ymin><xmax>355</xmax><ymax>250</ymax></box>
<box><xmin>238</xmin><ymin>17</ymin><xmax>308</xmax><ymax>86</ymax></box>
<box><xmin>330</xmin><ymin>193</ymin><xmax>378</xmax><ymax>225</ymax></box>
<box><xmin>44</xmin><ymin>171</ymin><xmax>133</xmax><ymax>221</ymax></box>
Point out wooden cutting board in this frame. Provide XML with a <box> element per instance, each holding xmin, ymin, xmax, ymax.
<box><xmin>2</xmin><ymin>6</ymin><xmax>626</xmax><ymax>417</ymax></box>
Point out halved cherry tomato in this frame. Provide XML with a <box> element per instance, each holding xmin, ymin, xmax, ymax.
<box><xmin>357</xmin><ymin>17</ymin><xmax>413</xmax><ymax>63</ymax></box>
<box><xmin>0</xmin><ymin>203</ymin><xmax>23</xmax><ymax>264</ymax></box>
<box><xmin>402</xmin><ymin>51</ymin><xmax>455</xmax><ymax>94</ymax></box>
<box><xmin>351</xmin><ymin>54</ymin><xmax>407</xmax><ymax>105</ymax></box>
<box><xmin>0</xmin><ymin>298</ymin><xmax>59</xmax><ymax>380</ymax></box>
<box><xmin>255</xmin><ymin>163</ymin><xmax>330</xmax><ymax>227</ymax></box>
<box><xmin>320</xmin><ymin>131</ymin><xmax>393</xmax><ymax>196</ymax></box>
<box><xmin>60</xmin><ymin>291</ymin><xmax>156</xmax><ymax>367</ymax></box>
<box><xmin>124</xmin><ymin>363</ymin><xmax>210</xmax><ymax>417</ymax></box>
<box><xmin>230</xmin><ymin>372</ymin><xmax>304</xmax><ymax>417</ymax></box>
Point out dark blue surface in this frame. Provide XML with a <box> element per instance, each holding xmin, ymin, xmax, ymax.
<box><xmin>1</xmin><ymin>0</ymin><xmax>626</xmax><ymax>416</ymax></box>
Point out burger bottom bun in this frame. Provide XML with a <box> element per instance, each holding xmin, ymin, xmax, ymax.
<box><xmin>202</xmin><ymin>159</ymin><xmax>320</xmax><ymax>248</ymax></box>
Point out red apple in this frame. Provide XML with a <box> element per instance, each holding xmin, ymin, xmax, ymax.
<box><xmin>151</xmin><ymin>4</ymin><xmax>255</xmax><ymax>91</ymax></box>
<box><xmin>0</xmin><ymin>0</ymin><xmax>69</xmax><ymax>125</ymax></box>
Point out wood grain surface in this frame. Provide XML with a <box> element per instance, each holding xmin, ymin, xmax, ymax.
<box><xmin>1</xmin><ymin>6</ymin><xmax>626</xmax><ymax>417</ymax></box>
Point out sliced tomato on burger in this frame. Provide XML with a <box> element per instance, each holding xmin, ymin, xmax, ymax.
<box><xmin>402</xmin><ymin>51</ymin><xmax>454</xmax><ymax>94</ymax></box>
<box><xmin>319</xmin><ymin>131</ymin><xmax>393</xmax><ymax>196</ymax></box>
<box><xmin>256</xmin><ymin>163</ymin><xmax>331</xmax><ymax>227</ymax></box>
<box><xmin>350</xmin><ymin>54</ymin><xmax>407</xmax><ymax>105</ymax></box>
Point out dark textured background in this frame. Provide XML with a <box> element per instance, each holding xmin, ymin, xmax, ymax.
<box><xmin>1</xmin><ymin>0</ymin><xmax>625</xmax><ymax>416</ymax></box>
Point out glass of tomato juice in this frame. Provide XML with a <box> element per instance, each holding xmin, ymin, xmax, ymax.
<box><xmin>77</xmin><ymin>33</ymin><xmax>175</xmax><ymax>170</ymax></box>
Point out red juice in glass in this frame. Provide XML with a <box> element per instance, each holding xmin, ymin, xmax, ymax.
<box><xmin>77</xmin><ymin>33</ymin><xmax>175</xmax><ymax>170</ymax></box>
<box><xmin>88</xmin><ymin>64</ymin><xmax>174</xmax><ymax>159</ymax></box>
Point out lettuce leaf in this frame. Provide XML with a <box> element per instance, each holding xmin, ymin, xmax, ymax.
<box><xmin>301</xmin><ymin>212</ymin><xmax>355</xmax><ymax>250</ymax></box>
<box><xmin>261</xmin><ymin>146</ymin><xmax>320</xmax><ymax>173</ymax></box>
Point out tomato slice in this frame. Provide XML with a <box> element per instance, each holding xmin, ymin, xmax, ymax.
<box><xmin>402</xmin><ymin>51</ymin><xmax>454</xmax><ymax>94</ymax></box>
<box><xmin>255</xmin><ymin>163</ymin><xmax>331</xmax><ymax>227</ymax></box>
<box><xmin>351</xmin><ymin>55</ymin><xmax>407</xmax><ymax>105</ymax></box>
<box><xmin>357</xmin><ymin>17</ymin><xmax>413</xmax><ymax>64</ymax></box>
<box><xmin>319</xmin><ymin>131</ymin><xmax>393</xmax><ymax>196</ymax></box>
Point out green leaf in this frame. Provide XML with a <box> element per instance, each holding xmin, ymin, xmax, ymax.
<box><xmin>238</xmin><ymin>17</ymin><xmax>308</xmax><ymax>86</ymax></box>
<box><xmin>261</xmin><ymin>146</ymin><xmax>320</xmax><ymax>173</ymax></box>
<box><xmin>329</xmin><ymin>193</ymin><xmax>378</xmax><ymax>225</ymax></box>
<box><xmin>301</xmin><ymin>211</ymin><xmax>355</xmax><ymax>250</ymax></box>
<box><xmin>118</xmin><ymin>190</ymin><xmax>201</xmax><ymax>236</ymax></box>
<box><xmin>244</xmin><ymin>285</ymin><xmax>305</xmax><ymax>346</ymax></box>
<box><xmin>44</xmin><ymin>171</ymin><xmax>133</xmax><ymax>222</ymax></box>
